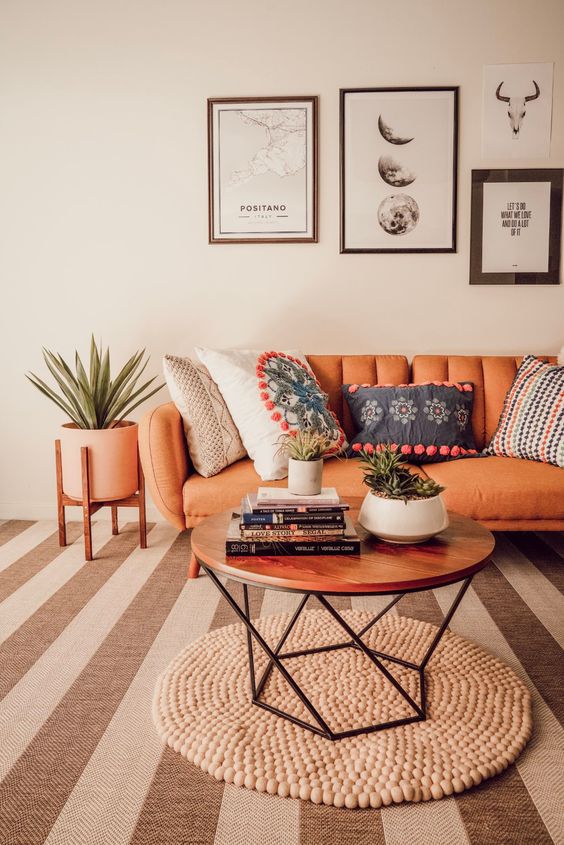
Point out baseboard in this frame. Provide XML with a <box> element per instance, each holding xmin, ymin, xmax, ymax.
<box><xmin>0</xmin><ymin>501</ymin><xmax>166</xmax><ymax>523</ymax></box>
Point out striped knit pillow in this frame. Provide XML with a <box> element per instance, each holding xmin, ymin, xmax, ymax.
<box><xmin>486</xmin><ymin>355</ymin><xmax>564</xmax><ymax>467</ymax></box>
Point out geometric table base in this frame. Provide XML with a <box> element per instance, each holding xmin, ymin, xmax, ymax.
<box><xmin>153</xmin><ymin>608</ymin><xmax>532</xmax><ymax>809</ymax></box>
<box><xmin>201</xmin><ymin>569</ymin><xmax>474</xmax><ymax>740</ymax></box>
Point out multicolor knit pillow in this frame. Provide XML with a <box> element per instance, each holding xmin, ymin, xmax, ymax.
<box><xmin>342</xmin><ymin>381</ymin><xmax>478</xmax><ymax>464</ymax></box>
<box><xmin>485</xmin><ymin>355</ymin><xmax>564</xmax><ymax>467</ymax></box>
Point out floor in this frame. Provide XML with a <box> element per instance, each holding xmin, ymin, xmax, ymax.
<box><xmin>0</xmin><ymin>518</ymin><xmax>562</xmax><ymax>845</ymax></box>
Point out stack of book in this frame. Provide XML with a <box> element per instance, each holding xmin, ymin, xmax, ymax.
<box><xmin>226</xmin><ymin>487</ymin><xmax>360</xmax><ymax>556</ymax></box>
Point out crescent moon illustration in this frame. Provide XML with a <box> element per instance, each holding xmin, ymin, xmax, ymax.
<box><xmin>377</xmin><ymin>194</ymin><xmax>419</xmax><ymax>236</ymax></box>
<box><xmin>378</xmin><ymin>155</ymin><xmax>416</xmax><ymax>187</ymax></box>
<box><xmin>378</xmin><ymin>114</ymin><xmax>414</xmax><ymax>145</ymax></box>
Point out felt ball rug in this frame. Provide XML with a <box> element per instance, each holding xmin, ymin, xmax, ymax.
<box><xmin>153</xmin><ymin>609</ymin><xmax>532</xmax><ymax>809</ymax></box>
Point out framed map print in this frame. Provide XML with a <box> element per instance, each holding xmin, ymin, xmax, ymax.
<box><xmin>340</xmin><ymin>87</ymin><xmax>458</xmax><ymax>253</ymax></box>
<box><xmin>470</xmin><ymin>169</ymin><xmax>562</xmax><ymax>285</ymax></box>
<box><xmin>208</xmin><ymin>96</ymin><xmax>318</xmax><ymax>243</ymax></box>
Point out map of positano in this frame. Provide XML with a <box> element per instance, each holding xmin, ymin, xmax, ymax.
<box><xmin>228</xmin><ymin>109</ymin><xmax>307</xmax><ymax>187</ymax></box>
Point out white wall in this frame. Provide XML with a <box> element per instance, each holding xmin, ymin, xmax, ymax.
<box><xmin>1</xmin><ymin>0</ymin><xmax>563</xmax><ymax>519</ymax></box>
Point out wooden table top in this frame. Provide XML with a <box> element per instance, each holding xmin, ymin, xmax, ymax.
<box><xmin>191</xmin><ymin>498</ymin><xmax>495</xmax><ymax>596</ymax></box>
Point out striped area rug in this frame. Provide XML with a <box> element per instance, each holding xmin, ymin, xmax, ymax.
<box><xmin>0</xmin><ymin>518</ymin><xmax>562</xmax><ymax>845</ymax></box>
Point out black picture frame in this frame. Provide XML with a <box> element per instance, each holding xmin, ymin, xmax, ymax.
<box><xmin>470</xmin><ymin>169</ymin><xmax>563</xmax><ymax>285</ymax></box>
<box><xmin>207</xmin><ymin>96</ymin><xmax>318</xmax><ymax>244</ymax></box>
<box><xmin>340</xmin><ymin>87</ymin><xmax>458</xmax><ymax>254</ymax></box>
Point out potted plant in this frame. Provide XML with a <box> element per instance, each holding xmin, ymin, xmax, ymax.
<box><xmin>278</xmin><ymin>429</ymin><xmax>335</xmax><ymax>496</ymax></box>
<box><xmin>27</xmin><ymin>337</ymin><xmax>164</xmax><ymax>501</ymax></box>
<box><xmin>352</xmin><ymin>443</ymin><xmax>449</xmax><ymax>543</ymax></box>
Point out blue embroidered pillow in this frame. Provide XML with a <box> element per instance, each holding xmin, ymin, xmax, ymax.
<box><xmin>342</xmin><ymin>381</ymin><xmax>478</xmax><ymax>463</ymax></box>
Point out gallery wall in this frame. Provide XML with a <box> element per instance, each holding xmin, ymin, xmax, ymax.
<box><xmin>1</xmin><ymin>0</ymin><xmax>563</xmax><ymax>518</ymax></box>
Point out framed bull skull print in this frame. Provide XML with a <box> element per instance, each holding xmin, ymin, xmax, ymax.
<box><xmin>340</xmin><ymin>87</ymin><xmax>458</xmax><ymax>253</ymax></box>
<box><xmin>470</xmin><ymin>169</ymin><xmax>562</xmax><ymax>285</ymax></box>
<box><xmin>482</xmin><ymin>63</ymin><xmax>554</xmax><ymax>159</ymax></box>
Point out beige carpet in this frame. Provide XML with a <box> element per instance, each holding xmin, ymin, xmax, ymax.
<box><xmin>154</xmin><ymin>609</ymin><xmax>531</xmax><ymax>808</ymax></box>
<box><xmin>0</xmin><ymin>519</ymin><xmax>562</xmax><ymax>844</ymax></box>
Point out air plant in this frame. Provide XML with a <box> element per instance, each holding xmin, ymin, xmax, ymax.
<box><xmin>27</xmin><ymin>336</ymin><xmax>164</xmax><ymax>429</ymax></box>
<box><xmin>353</xmin><ymin>443</ymin><xmax>444</xmax><ymax>502</ymax></box>
<box><xmin>277</xmin><ymin>429</ymin><xmax>336</xmax><ymax>461</ymax></box>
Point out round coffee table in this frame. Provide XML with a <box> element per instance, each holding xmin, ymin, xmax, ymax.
<box><xmin>191</xmin><ymin>499</ymin><xmax>495</xmax><ymax>741</ymax></box>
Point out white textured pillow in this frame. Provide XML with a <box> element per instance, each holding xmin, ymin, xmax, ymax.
<box><xmin>195</xmin><ymin>347</ymin><xmax>346</xmax><ymax>481</ymax></box>
<box><xmin>163</xmin><ymin>355</ymin><xmax>246</xmax><ymax>478</ymax></box>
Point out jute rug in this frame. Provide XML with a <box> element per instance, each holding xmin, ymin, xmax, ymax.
<box><xmin>153</xmin><ymin>608</ymin><xmax>532</xmax><ymax>809</ymax></box>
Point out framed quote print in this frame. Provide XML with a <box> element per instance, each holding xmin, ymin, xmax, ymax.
<box><xmin>208</xmin><ymin>96</ymin><xmax>318</xmax><ymax>243</ymax></box>
<box><xmin>340</xmin><ymin>87</ymin><xmax>458</xmax><ymax>253</ymax></box>
<box><xmin>470</xmin><ymin>169</ymin><xmax>562</xmax><ymax>285</ymax></box>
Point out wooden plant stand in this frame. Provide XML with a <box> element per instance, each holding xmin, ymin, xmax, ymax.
<box><xmin>55</xmin><ymin>440</ymin><xmax>147</xmax><ymax>561</ymax></box>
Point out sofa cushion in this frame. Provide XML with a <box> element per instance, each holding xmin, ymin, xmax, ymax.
<box><xmin>183</xmin><ymin>457</ymin><xmax>428</xmax><ymax>522</ymax></box>
<box><xmin>411</xmin><ymin>355</ymin><xmax>558</xmax><ymax>450</ymax></box>
<box><xmin>195</xmin><ymin>347</ymin><xmax>346</xmax><ymax>481</ymax></box>
<box><xmin>485</xmin><ymin>355</ymin><xmax>564</xmax><ymax>467</ymax></box>
<box><xmin>342</xmin><ymin>381</ymin><xmax>478</xmax><ymax>462</ymax></box>
<box><xmin>423</xmin><ymin>456</ymin><xmax>564</xmax><ymax>521</ymax></box>
<box><xmin>163</xmin><ymin>355</ymin><xmax>246</xmax><ymax>478</ymax></box>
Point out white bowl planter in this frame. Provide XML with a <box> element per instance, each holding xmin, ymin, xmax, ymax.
<box><xmin>359</xmin><ymin>492</ymin><xmax>449</xmax><ymax>544</ymax></box>
<box><xmin>287</xmin><ymin>458</ymin><xmax>323</xmax><ymax>496</ymax></box>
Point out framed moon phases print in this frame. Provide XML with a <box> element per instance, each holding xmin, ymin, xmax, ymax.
<box><xmin>208</xmin><ymin>96</ymin><xmax>318</xmax><ymax>243</ymax></box>
<box><xmin>340</xmin><ymin>87</ymin><xmax>458</xmax><ymax>253</ymax></box>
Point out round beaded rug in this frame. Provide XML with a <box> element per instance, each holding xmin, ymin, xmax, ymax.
<box><xmin>153</xmin><ymin>609</ymin><xmax>532</xmax><ymax>809</ymax></box>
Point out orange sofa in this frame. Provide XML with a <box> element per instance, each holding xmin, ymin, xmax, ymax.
<box><xmin>139</xmin><ymin>355</ymin><xmax>564</xmax><ymax>566</ymax></box>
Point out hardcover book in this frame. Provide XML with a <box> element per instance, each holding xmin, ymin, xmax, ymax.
<box><xmin>243</xmin><ymin>492</ymin><xmax>349</xmax><ymax>514</ymax></box>
<box><xmin>226</xmin><ymin>513</ymin><xmax>361</xmax><ymax>557</ymax></box>
<box><xmin>256</xmin><ymin>487</ymin><xmax>341</xmax><ymax>507</ymax></box>
<box><xmin>240</xmin><ymin>527</ymin><xmax>345</xmax><ymax>540</ymax></box>
<box><xmin>240</xmin><ymin>509</ymin><xmax>346</xmax><ymax>526</ymax></box>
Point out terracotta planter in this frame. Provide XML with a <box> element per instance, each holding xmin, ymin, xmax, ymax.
<box><xmin>60</xmin><ymin>421</ymin><xmax>139</xmax><ymax>502</ymax></box>
<box><xmin>359</xmin><ymin>492</ymin><xmax>449</xmax><ymax>544</ymax></box>
<box><xmin>287</xmin><ymin>458</ymin><xmax>323</xmax><ymax>496</ymax></box>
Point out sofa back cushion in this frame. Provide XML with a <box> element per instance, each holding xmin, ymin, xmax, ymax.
<box><xmin>306</xmin><ymin>354</ymin><xmax>556</xmax><ymax>451</ymax></box>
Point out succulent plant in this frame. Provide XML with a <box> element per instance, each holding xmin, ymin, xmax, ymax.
<box><xmin>353</xmin><ymin>443</ymin><xmax>445</xmax><ymax>502</ymax></box>
<box><xmin>277</xmin><ymin>429</ymin><xmax>336</xmax><ymax>462</ymax></box>
<box><xmin>27</xmin><ymin>336</ymin><xmax>164</xmax><ymax>429</ymax></box>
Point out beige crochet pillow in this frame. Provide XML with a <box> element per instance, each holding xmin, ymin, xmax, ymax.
<box><xmin>163</xmin><ymin>355</ymin><xmax>246</xmax><ymax>478</ymax></box>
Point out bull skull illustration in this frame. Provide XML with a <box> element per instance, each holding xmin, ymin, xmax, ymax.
<box><xmin>496</xmin><ymin>80</ymin><xmax>540</xmax><ymax>139</ymax></box>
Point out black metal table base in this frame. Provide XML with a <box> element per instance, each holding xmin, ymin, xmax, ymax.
<box><xmin>201</xmin><ymin>565</ymin><xmax>473</xmax><ymax>741</ymax></box>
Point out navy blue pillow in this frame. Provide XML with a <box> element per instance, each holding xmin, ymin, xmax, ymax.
<box><xmin>342</xmin><ymin>381</ymin><xmax>478</xmax><ymax>463</ymax></box>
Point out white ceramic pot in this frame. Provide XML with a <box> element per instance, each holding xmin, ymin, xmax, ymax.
<box><xmin>358</xmin><ymin>492</ymin><xmax>449</xmax><ymax>544</ymax></box>
<box><xmin>287</xmin><ymin>458</ymin><xmax>323</xmax><ymax>496</ymax></box>
<box><xmin>60</xmin><ymin>421</ymin><xmax>139</xmax><ymax>502</ymax></box>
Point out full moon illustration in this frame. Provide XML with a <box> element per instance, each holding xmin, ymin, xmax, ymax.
<box><xmin>378</xmin><ymin>155</ymin><xmax>416</xmax><ymax>187</ymax></box>
<box><xmin>378</xmin><ymin>114</ymin><xmax>414</xmax><ymax>145</ymax></box>
<box><xmin>378</xmin><ymin>194</ymin><xmax>420</xmax><ymax>236</ymax></box>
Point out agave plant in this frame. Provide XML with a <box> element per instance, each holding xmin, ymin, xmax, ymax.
<box><xmin>277</xmin><ymin>429</ymin><xmax>336</xmax><ymax>461</ymax></box>
<box><xmin>27</xmin><ymin>336</ymin><xmax>164</xmax><ymax>429</ymax></box>
<box><xmin>353</xmin><ymin>443</ymin><xmax>444</xmax><ymax>502</ymax></box>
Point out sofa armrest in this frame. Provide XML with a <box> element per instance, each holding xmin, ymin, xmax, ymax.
<box><xmin>139</xmin><ymin>402</ymin><xmax>190</xmax><ymax>531</ymax></box>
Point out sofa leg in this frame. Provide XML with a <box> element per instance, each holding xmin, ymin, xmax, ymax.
<box><xmin>188</xmin><ymin>553</ymin><xmax>200</xmax><ymax>579</ymax></box>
